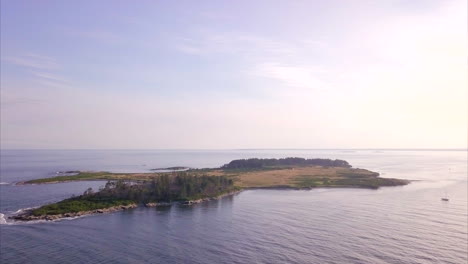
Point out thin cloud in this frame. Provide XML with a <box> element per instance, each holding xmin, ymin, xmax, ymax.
<box><xmin>199</xmin><ymin>11</ymin><xmax>235</xmax><ymax>20</ymax></box>
<box><xmin>37</xmin><ymin>80</ymin><xmax>73</xmax><ymax>89</ymax></box>
<box><xmin>69</xmin><ymin>29</ymin><xmax>122</xmax><ymax>43</ymax></box>
<box><xmin>3</xmin><ymin>54</ymin><xmax>59</xmax><ymax>70</ymax></box>
<box><xmin>31</xmin><ymin>72</ymin><xmax>68</xmax><ymax>83</ymax></box>
<box><xmin>175</xmin><ymin>32</ymin><xmax>296</xmax><ymax>56</ymax></box>
<box><xmin>56</xmin><ymin>24</ymin><xmax>123</xmax><ymax>44</ymax></box>
<box><xmin>0</xmin><ymin>90</ymin><xmax>46</xmax><ymax>107</ymax></box>
<box><xmin>253</xmin><ymin>63</ymin><xmax>329</xmax><ymax>91</ymax></box>
<box><xmin>4</xmin><ymin>53</ymin><xmax>71</xmax><ymax>89</ymax></box>
<box><xmin>175</xmin><ymin>38</ymin><xmax>203</xmax><ymax>54</ymax></box>
<box><xmin>0</xmin><ymin>98</ymin><xmax>45</xmax><ymax>107</ymax></box>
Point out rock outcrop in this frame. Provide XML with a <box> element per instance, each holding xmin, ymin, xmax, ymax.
<box><xmin>10</xmin><ymin>204</ymin><xmax>137</xmax><ymax>221</ymax></box>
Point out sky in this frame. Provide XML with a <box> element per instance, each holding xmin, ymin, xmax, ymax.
<box><xmin>1</xmin><ymin>0</ymin><xmax>466</xmax><ymax>149</ymax></box>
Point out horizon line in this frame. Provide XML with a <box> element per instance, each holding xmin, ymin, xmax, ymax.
<box><xmin>1</xmin><ymin>148</ymin><xmax>467</xmax><ymax>151</ymax></box>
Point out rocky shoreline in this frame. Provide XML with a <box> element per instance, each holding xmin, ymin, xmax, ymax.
<box><xmin>15</xmin><ymin>179</ymin><xmax>109</xmax><ymax>185</ymax></box>
<box><xmin>9</xmin><ymin>190</ymin><xmax>242</xmax><ymax>222</ymax></box>
<box><xmin>9</xmin><ymin>204</ymin><xmax>138</xmax><ymax>222</ymax></box>
<box><xmin>145</xmin><ymin>190</ymin><xmax>242</xmax><ymax>207</ymax></box>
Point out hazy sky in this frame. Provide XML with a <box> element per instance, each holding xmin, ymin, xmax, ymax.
<box><xmin>1</xmin><ymin>0</ymin><xmax>466</xmax><ymax>149</ymax></box>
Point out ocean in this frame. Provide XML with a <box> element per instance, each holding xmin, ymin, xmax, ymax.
<box><xmin>0</xmin><ymin>149</ymin><xmax>466</xmax><ymax>264</ymax></box>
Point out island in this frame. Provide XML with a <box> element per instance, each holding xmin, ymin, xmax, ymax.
<box><xmin>11</xmin><ymin>158</ymin><xmax>410</xmax><ymax>221</ymax></box>
<box><xmin>150</xmin><ymin>166</ymin><xmax>190</xmax><ymax>171</ymax></box>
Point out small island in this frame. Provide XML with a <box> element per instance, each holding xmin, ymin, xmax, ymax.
<box><xmin>150</xmin><ymin>166</ymin><xmax>190</xmax><ymax>171</ymax></box>
<box><xmin>11</xmin><ymin>158</ymin><xmax>409</xmax><ymax>221</ymax></box>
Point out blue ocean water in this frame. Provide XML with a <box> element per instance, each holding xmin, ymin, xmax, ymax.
<box><xmin>0</xmin><ymin>149</ymin><xmax>467</xmax><ymax>263</ymax></box>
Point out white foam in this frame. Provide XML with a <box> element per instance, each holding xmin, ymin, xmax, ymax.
<box><xmin>1</xmin><ymin>218</ymin><xmax>50</xmax><ymax>225</ymax></box>
<box><xmin>0</xmin><ymin>205</ymin><xmax>91</xmax><ymax>225</ymax></box>
<box><xmin>0</xmin><ymin>213</ymin><xmax>7</xmax><ymax>224</ymax></box>
<box><xmin>0</xmin><ymin>182</ymin><xmax>9</xmax><ymax>185</ymax></box>
<box><xmin>12</xmin><ymin>206</ymin><xmax>37</xmax><ymax>215</ymax></box>
<box><xmin>0</xmin><ymin>212</ymin><xmax>56</xmax><ymax>225</ymax></box>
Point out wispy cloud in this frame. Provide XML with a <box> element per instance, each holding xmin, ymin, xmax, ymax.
<box><xmin>3</xmin><ymin>53</ymin><xmax>59</xmax><ymax>70</ymax></box>
<box><xmin>175</xmin><ymin>38</ymin><xmax>204</xmax><ymax>54</ymax></box>
<box><xmin>3</xmin><ymin>53</ymin><xmax>71</xmax><ymax>89</ymax></box>
<box><xmin>0</xmin><ymin>89</ymin><xmax>46</xmax><ymax>108</ymax></box>
<box><xmin>175</xmin><ymin>32</ymin><xmax>296</xmax><ymax>56</ymax></box>
<box><xmin>0</xmin><ymin>97</ymin><xmax>45</xmax><ymax>107</ymax></box>
<box><xmin>66</xmin><ymin>29</ymin><xmax>122</xmax><ymax>44</ymax></box>
<box><xmin>198</xmin><ymin>11</ymin><xmax>235</xmax><ymax>21</ymax></box>
<box><xmin>173</xmin><ymin>30</ymin><xmax>333</xmax><ymax>97</ymax></box>
<box><xmin>252</xmin><ymin>62</ymin><xmax>329</xmax><ymax>91</ymax></box>
<box><xmin>31</xmin><ymin>72</ymin><xmax>67</xmax><ymax>83</ymax></box>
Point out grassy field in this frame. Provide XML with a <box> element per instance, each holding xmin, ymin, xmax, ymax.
<box><xmin>219</xmin><ymin>166</ymin><xmax>407</xmax><ymax>189</ymax></box>
<box><xmin>22</xmin><ymin>171</ymin><xmax>159</xmax><ymax>184</ymax></box>
<box><xmin>21</xmin><ymin>166</ymin><xmax>409</xmax><ymax>189</ymax></box>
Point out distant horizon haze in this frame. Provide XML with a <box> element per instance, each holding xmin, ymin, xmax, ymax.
<box><xmin>1</xmin><ymin>148</ymin><xmax>466</xmax><ymax>151</ymax></box>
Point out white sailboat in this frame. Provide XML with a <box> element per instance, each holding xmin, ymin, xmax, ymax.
<box><xmin>441</xmin><ymin>191</ymin><xmax>449</xmax><ymax>201</ymax></box>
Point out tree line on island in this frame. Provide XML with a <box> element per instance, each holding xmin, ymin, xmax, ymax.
<box><xmin>31</xmin><ymin>173</ymin><xmax>237</xmax><ymax>216</ymax></box>
<box><xmin>93</xmin><ymin>173</ymin><xmax>235</xmax><ymax>202</ymax></box>
<box><xmin>221</xmin><ymin>157</ymin><xmax>351</xmax><ymax>169</ymax></box>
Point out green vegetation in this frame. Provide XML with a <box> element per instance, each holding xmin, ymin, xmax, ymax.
<box><xmin>21</xmin><ymin>158</ymin><xmax>354</xmax><ymax>185</ymax></box>
<box><xmin>31</xmin><ymin>196</ymin><xmax>134</xmax><ymax>216</ymax></box>
<box><xmin>94</xmin><ymin>173</ymin><xmax>238</xmax><ymax>203</ymax></box>
<box><xmin>22</xmin><ymin>171</ymin><xmax>157</xmax><ymax>184</ymax></box>
<box><xmin>293</xmin><ymin>175</ymin><xmax>407</xmax><ymax>189</ymax></box>
<box><xmin>150</xmin><ymin>166</ymin><xmax>189</xmax><ymax>171</ymax></box>
<box><xmin>221</xmin><ymin>157</ymin><xmax>351</xmax><ymax>169</ymax></box>
<box><xmin>17</xmin><ymin>158</ymin><xmax>411</xmax><ymax>219</ymax></box>
<box><xmin>29</xmin><ymin>173</ymin><xmax>238</xmax><ymax>216</ymax></box>
<box><xmin>21</xmin><ymin>158</ymin><xmax>409</xmax><ymax>191</ymax></box>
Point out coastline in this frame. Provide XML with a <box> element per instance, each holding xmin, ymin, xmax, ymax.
<box><xmin>6</xmin><ymin>181</ymin><xmax>412</xmax><ymax>223</ymax></box>
<box><xmin>8</xmin><ymin>190</ymin><xmax>243</xmax><ymax>222</ymax></box>
<box><xmin>15</xmin><ymin>179</ymin><xmax>111</xmax><ymax>186</ymax></box>
<box><xmin>145</xmin><ymin>189</ymin><xmax>243</xmax><ymax>207</ymax></box>
<box><xmin>6</xmin><ymin>158</ymin><xmax>411</xmax><ymax>223</ymax></box>
<box><xmin>10</xmin><ymin>204</ymin><xmax>138</xmax><ymax>222</ymax></box>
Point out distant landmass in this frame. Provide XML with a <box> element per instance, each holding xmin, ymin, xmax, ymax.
<box><xmin>150</xmin><ymin>166</ymin><xmax>190</xmax><ymax>171</ymax></box>
<box><xmin>12</xmin><ymin>157</ymin><xmax>409</xmax><ymax>221</ymax></box>
<box><xmin>221</xmin><ymin>157</ymin><xmax>351</xmax><ymax>169</ymax></box>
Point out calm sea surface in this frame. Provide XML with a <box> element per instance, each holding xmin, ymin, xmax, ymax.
<box><xmin>0</xmin><ymin>149</ymin><xmax>467</xmax><ymax>264</ymax></box>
